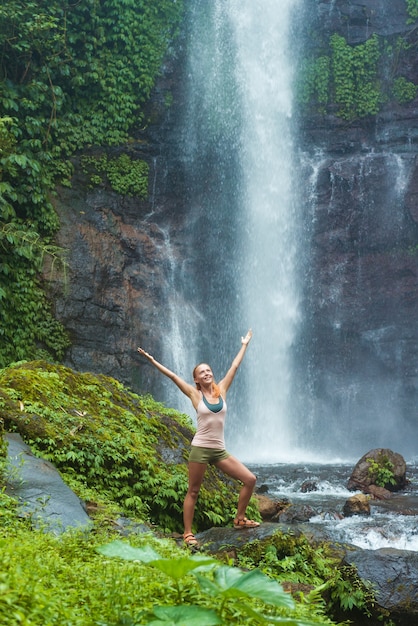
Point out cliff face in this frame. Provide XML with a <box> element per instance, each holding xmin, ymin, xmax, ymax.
<box><xmin>48</xmin><ymin>50</ymin><xmax>189</xmax><ymax>400</ymax></box>
<box><xmin>293</xmin><ymin>0</ymin><xmax>418</xmax><ymax>454</ymax></box>
<box><xmin>47</xmin><ymin>1</ymin><xmax>418</xmax><ymax>451</ymax></box>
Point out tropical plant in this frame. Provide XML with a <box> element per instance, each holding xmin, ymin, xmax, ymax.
<box><xmin>366</xmin><ymin>455</ymin><xmax>397</xmax><ymax>488</ymax></box>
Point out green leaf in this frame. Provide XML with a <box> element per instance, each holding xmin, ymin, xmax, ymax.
<box><xmin>97</xmin><ymin>540</ymin><xmax>160</xmax><ymax>562</ymax></box>
<box><xmin>195</xmin><ymin>566</ymin><xmax>295</xmax><ymax>609</ymax></box>
<box><xmin>148</xmin><ymin>605</ymin><xmax>221</xmax><ymax>625</ymax></box>
<box><xmin>97</xmin><ymin>541</ymin><xmax>216</xmax><ymax>580</ymax></box>
<box><xmin>149</xmin><ymin>555</ymin><xmax>217</xmax><ymax>580</ymax></box>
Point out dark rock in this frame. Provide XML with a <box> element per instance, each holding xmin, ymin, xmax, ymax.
<box><xmin>274</xmin><ymin>504</ymin><xmax>318</xmax><ymax>524</ymax></box>
<box><xmin>5</xmin><ymin>433</ymin><xmax>92</xmax><ymax>534</ymax></box>
<box><xmin>345</xmin><ymin>547</ymin><xmax>418</xmax><ymax>617</ymax></box>
<box><xmin>367</xmin><ymin>484</ymin><xmax>393</xmax><ymax>500</ymax></box>
<box><xmin>256</xmin><ymin>484</ymin><xmax>269</xmax><ymax>494</ymax></box>
<box><xmin>348</xmin><ymin>448</ymin><xmax>407</xmax><ymax>492</ymax></box>
<box><xmin>343</xmin><ymin>494</ymin><xmax>371</xmax><ymax>517</ymax></box>
<box><xmin>300</xmin><ymin>480</ymin><xmax>318</xmax><ymax>493</ymax></box>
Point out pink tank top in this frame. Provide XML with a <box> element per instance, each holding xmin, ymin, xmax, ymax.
<box><xmin>191</xmin><ymin>394</ymin><xmax>227</xmax><ymax>449</ymax></box>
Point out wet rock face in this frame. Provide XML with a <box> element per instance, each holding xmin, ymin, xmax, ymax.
<box><xmin>317</xmin><ymin>0</ymin><xmax>411</xmax><ymax>43</ymax></box>
<box><xmin>294</xmin><ymin>3</ymin><xmax>418</xmax><ymax>456</ymax></box>
<box><xmin>47</xmin><ymin>49</ymin><xmax>190</xmax><ymax>400</ymax></box>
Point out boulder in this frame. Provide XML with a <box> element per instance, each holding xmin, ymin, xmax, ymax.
<box><xmin>273</xmin><ymin>504</ymin><xmax>318</xmax><ymax>524</ymax></box>
<box><xmin>345</xmin><ymin>547</ymin><xmax>418</xmax><ymax>619</ymax></box>
<box><xmin>347</xmin><ymin>448</ymin><xmax>407</xmax><ymax>493</ymax></box>
<box><xmin>5</xmin><ymin>433</ymin><xmax>92</xmax><ymax>534</ymax></box>
<box><xmin>343</xmin><ymin>494</ymin><xmax>370</xmax><ymax>517</ymax></box>
<box><xmin>255</xmin><ymin>494</ymin><xmax>280</xmax><ymax>520</ymax></box>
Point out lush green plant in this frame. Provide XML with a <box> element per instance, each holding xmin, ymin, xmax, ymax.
<box><xmin>330</xmin><ymin>33</ymin><xmax>381</xmax><ymax>119</ymax></box>
<box><xmin>297</xmin><ymin>57</ymin><xmax>330</xmax><ymax>112</ymax></box>
<box><xmin>366</xmin><ymin>455</ymin><xmax>397</xmax><ymax>488</ymax></box>
<box><xmin>81</xmin><ymin>153</ymin><xmax>149</xmax><ymax>197</ymax></box>
<box><xmin>236</xmin><ymin>531</ymin><xmax>376</xmax><ymax>620</ymax></box>
<box><xmin>0</xmin><ymin>115</ymin><xmax>70</xmax><ymax>366</ymax></box>
<box><xmin>0</xmin><ymin>0</ymin><xmax>184</xmax><ymax>367</ymax></box>
<box><xmin>98</xmin><ymin>539</ymin><xmax>328</xmax><ymax>625</ymax></box>
<box><xmin>298</xmin><ymin>27</ymin><xmax>417</xmax><ymax>120</ymax></box>
<box><xmin>406</xmin><ymin>0</ymin><xmax>418</xmax><ymax>22</ymax></box>
<box><xmin>0</xmin><ymin>520</ymin><xmax>341</xmax><ymax>626</ymax></box>
<box><xmin>392</xmin><ymin>76</ymin><xmax>418</xmax><ymax>103</ymax></box>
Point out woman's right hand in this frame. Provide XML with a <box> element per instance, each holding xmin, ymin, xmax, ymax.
<box><xmin>137</xmin><ymin>347</ymin><xmax>153</xmax><ymax>361</ymax></box>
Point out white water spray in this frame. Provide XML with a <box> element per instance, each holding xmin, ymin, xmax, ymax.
<box><xmin>226</xmin><ymin>0</ymin><xmax>302</xmax><ymax>461</ymax></box>
<box><xmin>177</xmin><ymin>0</ymin><xmax>302</xmax><ymax>461</ymax></box>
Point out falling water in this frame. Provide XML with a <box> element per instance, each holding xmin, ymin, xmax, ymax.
<box><xmin>172</xmin><ymin>0</ymin><xmax>302</xmax><ymax>461</ymax></box>
<box><xmin>229</xmin><ymin>1</ymin><xmax>302</xmax><ymax>460</ymax></box>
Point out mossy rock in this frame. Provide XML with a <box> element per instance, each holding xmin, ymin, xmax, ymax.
<box><xmin>0</xmin><ymin>360</ymin><xmax>250</xmax><ymax>532</ymax></box>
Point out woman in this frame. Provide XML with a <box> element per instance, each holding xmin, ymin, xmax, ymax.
<box><xmin>137</xmin><ymin>329</ymin><xmax>259</xmax><ymax>547</ymax></box>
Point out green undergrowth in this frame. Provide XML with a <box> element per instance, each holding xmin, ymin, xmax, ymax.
<box><xmin>0</xmin><ymin>359</ymin><xmax>259</xmax><ymax>533</ymax></box>
<box><xmin>236</xmin><ymin>531</ymin><xmax>378</xmax><ymax>623</ymax></box>
<box><xmin>0</xmin><ymin>521</ymin><xmax>337</xmax><ymax>626</ymax></box>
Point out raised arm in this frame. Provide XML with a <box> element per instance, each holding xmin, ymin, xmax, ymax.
<box><xmin>137</xmin><ymin>347</ymin><xmax>200</xmax><ymax>407</ymax></box>
<box><xmin>218</xmin><ymin>329</ymin><xmax>252</xmax><ymax>396</ymax></box>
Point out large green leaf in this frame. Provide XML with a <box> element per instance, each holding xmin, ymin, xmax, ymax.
<box><xmin>147</xmin><ymin>605</ymin><xmax>221</xmax><ymax>625</ymax></box>
<box><xmin>97</xmin><ymin>540</ymin><xmax>216</xmax><ymax>580</ymax></box>
<box><xmin>97</xmin><ymin>540</ymin><xmax>160</xmax><ymax>563</ymax></box>
<box><xmin>195</xmin><ymin>566</ymin><xmax>295</xmax><ymax>609</ymax></box>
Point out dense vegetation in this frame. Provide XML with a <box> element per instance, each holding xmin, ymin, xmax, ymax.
<box><xmin>0</xmin><ymin>360</ymin><xmax>387</xmax><ymax>625</ymax></box>
<box><xmin>0</xmin><ymin>0</ymin><xmax>183</xmax><ymax>367</ymax></box>
<box><xmin>298</xmin><ymin>2</ymin><xmax>418</xmax><ymax>119</ymax></box>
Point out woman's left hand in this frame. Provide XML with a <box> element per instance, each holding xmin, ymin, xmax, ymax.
<box><xmin>241</xmin><ymin>329</ymin><xmax>252</xmax><ymax>345</ymax></box>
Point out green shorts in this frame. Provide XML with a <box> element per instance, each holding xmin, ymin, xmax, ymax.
<box><xmin>188</xmin><ymin>446</ymin><xmax>230</xmax><ymax>465</ymax></box>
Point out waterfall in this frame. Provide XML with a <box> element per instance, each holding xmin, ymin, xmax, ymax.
<box><xmin>169</xmin><ymin>0</ymin><xmax>302</xmax><ymax>461</ymax></box>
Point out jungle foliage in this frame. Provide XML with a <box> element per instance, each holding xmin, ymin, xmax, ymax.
<box><xmin>0</xmin><ymin>0</ymin><xmax>183</xmax><ymax>367</ymax></box>
<box><xmin>298</xmin><ymin>17</ymin><xmax>418</xmax><ymax>120</ymax></box>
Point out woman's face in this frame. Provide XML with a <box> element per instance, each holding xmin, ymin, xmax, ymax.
<box><xmin>193</xmin><ymin>363</ymin><xmax>213</xmax><ymax>386</ymax></box>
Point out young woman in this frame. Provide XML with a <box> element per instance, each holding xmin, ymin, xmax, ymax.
<box><xmin>137</xmin><ymin>329</ymin><xmax>259</xmax><ymax>547</ymax></box>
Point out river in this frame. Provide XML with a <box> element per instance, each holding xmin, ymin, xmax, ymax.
<box><xmin>250</xmin><ymin>459</ymin><xmax>418</xmax><ymax>551</ymax></box>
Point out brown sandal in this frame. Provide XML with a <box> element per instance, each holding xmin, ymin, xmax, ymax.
<box><xmin>183</xmin><ymin>532</ymin><xmax>199</xmax><ymax>547</ymax></box>
<box><xmin>233</xmin><ymin>518</ymin><xmax>260</xmax><ymax>530</ymax></box>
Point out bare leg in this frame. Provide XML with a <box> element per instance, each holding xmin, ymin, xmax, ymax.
<box><xmin>183</xmin><ymin>461</ymin><xmax>207</xmax><ymax>536</ymax></box>
<box><xmin>215</xmin><ymin>455</ymin><xmax>258</xmax><ymax>522</ymax></box>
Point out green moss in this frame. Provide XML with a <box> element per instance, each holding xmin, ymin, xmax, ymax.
<box><xmin>0</xmin><ymin>360</ymin><xmax>256</xmax><ymax>532</ymax></box>
<box><xmin>81</xmin><ymin>153</ymin><xmax>149</xmax><ymax>197</ymax></box>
